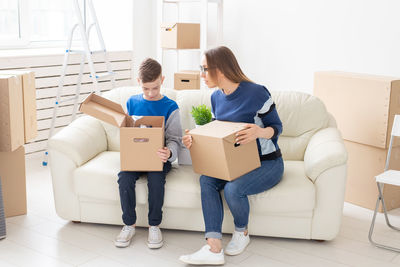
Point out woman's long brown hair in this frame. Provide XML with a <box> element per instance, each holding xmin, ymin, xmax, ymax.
<box><xmin>204</xmin><ymin>46</ymin><xmax>252</xmax><ymax>84</ymax></box>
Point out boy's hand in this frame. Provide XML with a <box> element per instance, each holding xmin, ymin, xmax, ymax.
<box><xmin>182</xmin><ymin>129</ymin><xmax>192</xmax><ymax>149</ymax></box>
<box><xmin>157</xmin><ymin>147</ymin><xmax>171</xmax><ymax>163</ymax></box>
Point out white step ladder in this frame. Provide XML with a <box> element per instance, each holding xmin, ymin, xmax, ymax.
<box><xmin>42</xmin><ymin>0</ymin><xmax>115</xmax><ymax>166</ymax></box>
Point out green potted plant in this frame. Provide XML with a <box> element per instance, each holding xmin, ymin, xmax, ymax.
<box><xmin>191</xmin><ymin>104</ymin><xmax>212</xmax><ymax>127</ymax></box>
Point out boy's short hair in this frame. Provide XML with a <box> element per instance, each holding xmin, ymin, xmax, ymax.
<box><xmin>138</xmin><ymin>58</ymin><xmax>162</xmax><ymax>83</ymax></box>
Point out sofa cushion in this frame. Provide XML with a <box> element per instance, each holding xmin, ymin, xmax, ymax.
<box><xmin>165</xmin><ymin>160</ymin><xmax>315</xmax><ymax>215</ymax></box>
<box><xmin>73</xmin><ymin>151</ymin><xmax>148</xmax><ymax>205</ymax></box>
<box><xmin>249</xmin><ymin>161</ymin><xmax>315</xmax><ymax>214</ymax></box>
<box><xmin>74</xmin><ymin>151</ymin><xmax>315</xmax><ymax>215</ymax></box>
<box><xmin>272</xmin><ymin>91</ymin><xmax>329</xmax><ymax>161</ymax></box>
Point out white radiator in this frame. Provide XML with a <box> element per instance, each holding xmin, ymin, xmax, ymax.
<box><xmin>0</xmin><ymin>50</ymin><xmax>133</xmax><ymax>156</ymax></box>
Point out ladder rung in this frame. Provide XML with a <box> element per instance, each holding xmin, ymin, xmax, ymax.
<box><xmin>89</xmin><ymin>72</ymin><xmax>115</xmax><ymax>80</ymax></box>
<box><xmin>57</xmin><ymin>96</ymin><xmax>79</xmax><ymax>104</ymax></box>
<box><xmin>67</xmin><ymin>49</ymin><xmax>106</xmax><ymax>54</ymax></box>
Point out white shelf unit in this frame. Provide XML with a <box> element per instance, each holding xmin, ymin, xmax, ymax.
<box><xmin>156</xmin><ymin>0</ymin><xmax>223</xmax><ymax>89</ymax></box>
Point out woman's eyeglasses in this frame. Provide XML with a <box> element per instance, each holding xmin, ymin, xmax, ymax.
<box><xmin>199</xmin><ymin>65</ymin><xmax>213</xmax><ymax>73</ymax></box>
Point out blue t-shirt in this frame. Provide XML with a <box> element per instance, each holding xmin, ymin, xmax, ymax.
<box><xmin>211</xmin><ymin>81</ymin><xmax>282</xmax><ymax>160</ymax></box>
<box><xmin>125</xmin><ymin>93</ymin><xmax>182</xmax><ymax>163</ymax></box>
<box><xmin>126</xmin><ymin>94</ymin><xmax>178</xmax><ymax>121</ymax></box>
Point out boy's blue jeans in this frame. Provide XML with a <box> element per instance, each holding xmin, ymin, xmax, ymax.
<box><xmin>118</xmin><ymin>161</ymin><xmax>171</xmax><ymax>226</ymax></box>
<box><xmin>200</xmin><ymin>157</ymin><xmax>284</xmax><ymax>239</ymax></box>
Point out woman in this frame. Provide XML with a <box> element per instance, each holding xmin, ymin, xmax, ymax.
<box><xmin>179</xmin><ymin>46</ymin><xmax>284</xmax><ymax>265</ymax></box>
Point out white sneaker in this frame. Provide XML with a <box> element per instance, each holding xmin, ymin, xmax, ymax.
<box><xmin>147</xmin><ymin>226</ymin><xmax>163</xmax><ymax>249</ymax></box>
<box><xmin>225</xmin><ymin>231</ymin><xmax>250</xmax><ymax>255</ymax></box>
<box><xmin>115</xmin><ymin>225</ymin><xmax>135</xmax><ymax>248</ymax></box>
<box><xmin>179</xmin><ymin>245</ymin><xmax>225</xmax><ymax>265</ymax></box>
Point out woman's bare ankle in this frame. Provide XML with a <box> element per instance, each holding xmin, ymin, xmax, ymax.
<box><xmin>207</xmin><ymin>238</ymin><xmax>222</xmax><ymax>253</ymax></box>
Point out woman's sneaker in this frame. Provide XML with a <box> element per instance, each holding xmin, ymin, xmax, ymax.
<box><xmin>115</xmin><ymin>225</ymin><xmax>135</xmax><ymax>248</ymax></box>
<box><xmin>225</xmin><ymin>231</ymin><xmax>250</xmax><ymax>255</ymax></box>
<box><xmin>147</xmin><ymin>226</ymin><xmax>163</xmax><ymax>249</ymax></box>
<box><xmin>179</xmin><ymin>245</ymin><xmax>225</xmax><ymax>265</ymax></box>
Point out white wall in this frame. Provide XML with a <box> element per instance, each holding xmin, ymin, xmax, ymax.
<box><xmin>132</xmin><ymin>0</ymin><xmax>158</xmax><ymax>85</ymax></box>
<box><xmin>223</xmin><ymin>0</ymin><xmax>400</xmax><ymax>93</ymax></box>
<box><xmin>94</xmin><ymin>0</ymin><xmax>133</xmax><ymax>51</ymax></box>
<box><xmin>133</xmin><ymin>0</ymin><xmax>400</xmax><ymax>93</ymax></box>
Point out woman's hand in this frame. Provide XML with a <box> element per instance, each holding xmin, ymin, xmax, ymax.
<box><xmin>157</xmin><ymin>147</ymin><xmax>171</xmax><ymax>163</ymax></box>
<box><xmin>235</xmin><ymin>124</ymin><xmax>274</xmax><ymax>145</ymax></box>
<box><xmin>182</xmin><ymin>129</ymin><xmax>193</xmax><ymax>149</ymax></box>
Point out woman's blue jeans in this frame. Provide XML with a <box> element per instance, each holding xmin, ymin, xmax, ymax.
<box><xmin>200</xmin><ymin>157</ymin><xmax>284</xmax><ymax>239</ymax></box>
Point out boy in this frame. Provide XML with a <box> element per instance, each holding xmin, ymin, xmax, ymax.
<box><xmin>115</xmin><ymin>58</ymin><xmax>182</xmax><ymax>249</ymax></box>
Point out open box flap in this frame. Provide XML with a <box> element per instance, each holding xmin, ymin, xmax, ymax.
<box><xmin>79</xmin><ymin>93</ymin><xmax>129</xmax><ymax>127</ymax></box>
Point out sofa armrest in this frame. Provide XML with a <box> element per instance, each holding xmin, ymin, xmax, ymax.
<box><xmin>48</xmin><ymin>115</ymin><xmax>107</xmax><ymax>167</ymax></box>
<box><xmin>304</xmin><ymin>127</ymin><xmax>348</xmax><ymax>182</ymax></box>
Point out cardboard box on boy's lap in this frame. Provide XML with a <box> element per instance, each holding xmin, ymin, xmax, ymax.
<box><xmin>79</xmin><ymin>93</ymin><xmax>164</xmax><ymax>171</ymax></box>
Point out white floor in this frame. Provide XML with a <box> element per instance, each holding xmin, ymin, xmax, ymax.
<box><xmin>2</xmin><ymin>155</ymin><xmax>400</xmax><ymax>267</ymax></box>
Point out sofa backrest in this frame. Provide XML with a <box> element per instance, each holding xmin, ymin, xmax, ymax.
<box><xmin>99</xmin><ymin>86</ymin><xmax>330</xmax><ymax>160</ymax></box>
<box><xmin>272</xmin><ymin>91</ymin><xmax>330</xmax><ymax>160</ymax></box>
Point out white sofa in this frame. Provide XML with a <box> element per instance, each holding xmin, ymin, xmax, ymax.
<box><xmin>49</xmin><ymin>86</ymin><xmax>347</xmax><ymax>240</ymax></box>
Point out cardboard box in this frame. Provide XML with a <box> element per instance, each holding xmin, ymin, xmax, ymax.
<box><xmin>314</xmin><ymin>71</ymin><xmax>400</xmax><ymax>149</ymax></box>
<box><xmin>0</xmin><ymin>70</ymin><xmax>37</xmax><ymax>143</ymax></box>
<box><xmin>174</xmin><ymin>71</ymin><xmax>200</xmax><ymax>90</ymax></box>
<box><xmin>314</xmin><ymin>71</ymin><xmax>400</xmax><ymax>211</ymax></box>
<box><xmin>79</xmin><ymin>93</ymin><xmax>165</xmax><ymax>171</ymax></box>
<box><xmin>0</xmin><ymin>146</ymin><xmax>27</xmax><ymax>217</ymax></box>
<box><xmin>161</xmin><ymin>23</ymin><xmax>200</xmax><ymax>49</ymax></box>
<box><xmin>189</xmin><ymin>120</ymin><xmax>261</xmax><ymax>181</ymax></box>
<box><xmin>0</xmin><ymin>75</ymin><xmax>24</xmax><ymax>152</ymax></box>
<box><xmin>344</xmin><ymin>140</ymin><xmax>400</xmax><ymax>212</ymax></box>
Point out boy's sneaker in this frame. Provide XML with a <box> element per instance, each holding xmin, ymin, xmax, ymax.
<box><xmin>224</xmin><ymin>231</ymin><xmax>250</xmax><ymax>255</ymax></box>
<box><xmin>115</xmin><ymin>225</ymin><xmax>135</xmax><ymax>248</ymax></box>
<box><xmin>147</xmin><ymin>226</ymin><xmax>163</xmax><ymax>249</ymax></box>
<box><xmin>179</xmin><ymin>245</ymin><xmax>225</xmax><ymax>265</ymax></box>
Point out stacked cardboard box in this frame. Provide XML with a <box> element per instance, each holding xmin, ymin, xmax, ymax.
<box><xmin>0</xmin><ymin>146</ymin><xmax>27</xmax><ymax>217</ymax></box>
<box><xmin>0</xmin><ymin>70</ymin><xmax>37</xmax><ymax>217</ymax></box>
<box><xmin>0</xmin><ymin>74</ymin><xmax>24</xmax><ymax>152</ymax></box>
<box><xmin>314</xmin><ymin>71</ymin><xmax>400</xmax><ymax>211</ymax></box>
<box><xmin>160</xmin><ymin>23</ymin><xmax>200</xmax><ymax>49</ymax></box>
<box><xmin>0</xmin><ymin>70</ymin><xmax>37</xmax><ymax>147</ymax></box>
<box><xmin>174</xmin><ymin>71</ymin><xmax>200</xmax><ymax>90</ymax></box>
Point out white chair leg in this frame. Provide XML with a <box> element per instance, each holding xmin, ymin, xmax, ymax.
<box><xmin>368</xmin><ymin>182</ymin><xmax>400</xmax><ymax>252</ymax></box>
